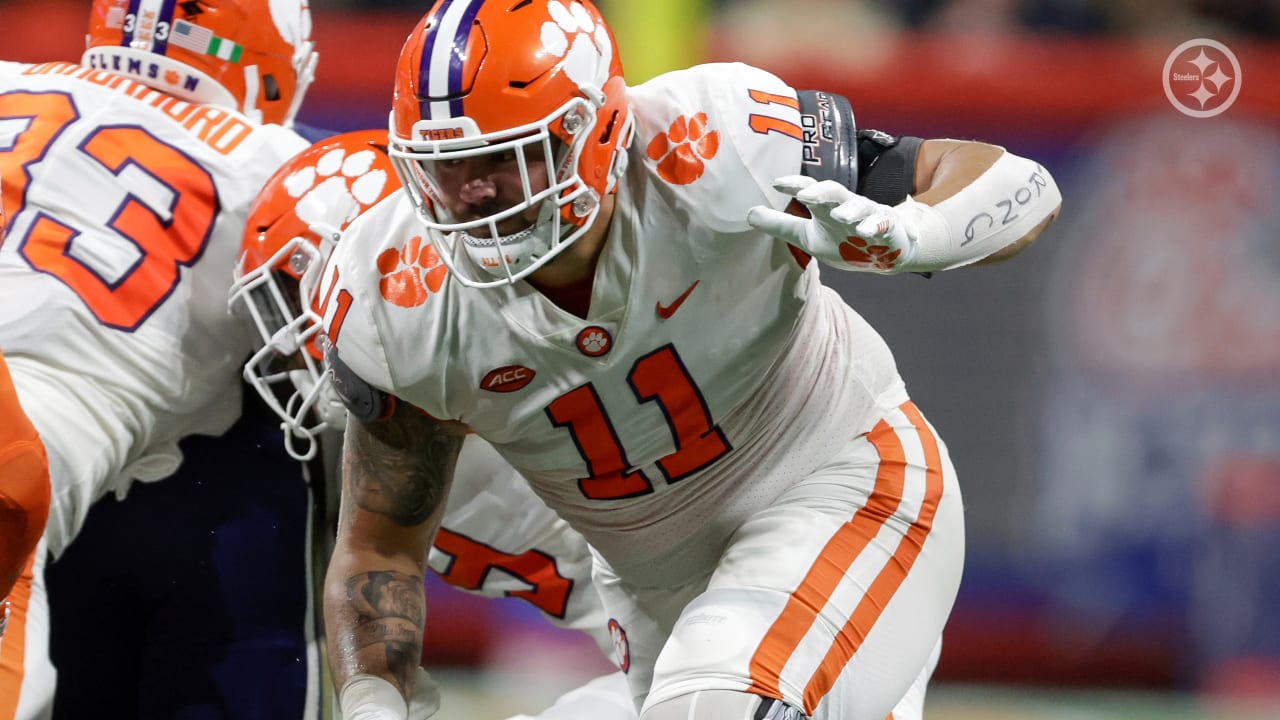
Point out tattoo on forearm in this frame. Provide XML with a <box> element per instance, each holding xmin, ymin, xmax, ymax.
<box><xmin>344</xmin><ymin>570</ymin><xmax>425</xmax><ymax>692</ymax></box>
<box><xmin>346</xmin><ymin>408</ymin><xmax>461</xmax><ymax>527</ymax></box>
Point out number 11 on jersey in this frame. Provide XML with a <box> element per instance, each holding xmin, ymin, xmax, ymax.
<box><xmin>545</xmin><ymin>344</ymin><xmax>731</xmax><ymax>501</ymax></box>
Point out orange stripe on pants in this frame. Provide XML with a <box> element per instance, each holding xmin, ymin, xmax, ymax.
<box><xmin>0</xmin><ymin>552</ymin><xmax>36</xmax><ymax>720</ymax></box>
<box><xmin>802</xmin><ymin>402</ymin><xmax>945</xmax><ymax>713</ymax></box>
<box><xmin>747</xmin><ymin>413</ymin><xmax>910</xmax><ymax>702</ymax></box>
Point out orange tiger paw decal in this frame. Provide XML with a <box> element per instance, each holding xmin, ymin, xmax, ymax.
<box><xmin>377</xmin><ymin>236</ymin><xmax>448</xmax><ymax>308</ymax></box>
<box><xmin>646</xmin><ymin>113</ymin><xmax>720</xmax><ymax>186</ymax></box>
<box><xmin>839</xmin><ymin>236</ymin><xmax>903</xmax><ymax>272</ymax></box>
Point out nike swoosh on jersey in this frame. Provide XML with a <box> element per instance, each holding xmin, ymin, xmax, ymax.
<box><xmin>656</xmin><ymin>280</ymin><xmax>700</xmax><ymax>319</ymax></box>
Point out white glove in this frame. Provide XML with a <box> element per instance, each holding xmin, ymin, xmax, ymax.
<box><xmin>340</xmin><ymin>667</ymin><xmax>441</xmax><ymax>720</ymax></box>
<box><xmin>746</xmin><ymin>175</ymin><xmax>920</xmax><ymax>274</ymax></box>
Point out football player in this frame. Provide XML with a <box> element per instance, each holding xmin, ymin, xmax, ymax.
<box><xmin>319</xmin><ymin>2</ymin><xmax>1061</xmax><ymax>719</ymax></box>
<box><xmin>231</xmin><ymin>130</ymin><xmax>630</xmax><ymax>720</ymax></box>
<box><xmin>235</xmin><ymin>130</ymin><xmax>943</xmax><ymax>720</ymax></box>
<box><xmin>0</xmin><ymin>0</ymin><xmax>316</xmax><ymax>715</ymax></box>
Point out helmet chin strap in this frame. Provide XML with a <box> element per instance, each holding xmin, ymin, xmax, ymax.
<box><xmin>459</xmin><ymin>225</ymin><xmax>544</xmax><ymax>279</ymax></box>
<box><xmin>459</xmin><ymin>201</ymin><xmax>562</xmax><ymax>279</ymax></box>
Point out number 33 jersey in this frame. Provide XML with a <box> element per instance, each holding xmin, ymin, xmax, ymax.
<box><xmin>325</xmin><ymin>63</ymin><xmax>909</xmax><ymax>586</ymax></box>
<box><xmin>0</xmin><ymin>61</ymin><xmax>307</xmax><ymax>556</ymax></box>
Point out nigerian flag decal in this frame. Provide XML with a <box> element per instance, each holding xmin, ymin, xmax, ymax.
<box><xmin>170</xmin><ymin>20</ymin><xmax>244</xmax><ymax>63</ymax></box>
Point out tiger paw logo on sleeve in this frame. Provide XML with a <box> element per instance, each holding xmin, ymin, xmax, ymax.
<box><xmin>378</xmin><ymin>236</ymin><xmax>448</xmax><ymax>308</ymax></box>
<box><xmin>646</xmin><ymin>113</ymin><xmax>720</xmax><ymax>185</ymax></box>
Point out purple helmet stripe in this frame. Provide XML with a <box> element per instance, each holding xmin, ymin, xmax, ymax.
<box><xmin>151</xmin><ymin>0</ymin><xmax>178</xmax><ymax>55</ymax></box>
<box><xmin>447</xmin><ymin>0</ymin><xmax>484</xmax><ymax>118</ymax></box>
<box><xmin>416</xmin><ymin>0</ymin><xmax>484</xmax><ymax>120</ymax></box>
<box><xmin>417</xmin><ymin>0</ymin><xmax>456</xmax><ymax>120</ymax></box>
<box><xmin>121</xmin><ymin>0</ymin><xmax>144</xmax><ymax>46</ymax></box>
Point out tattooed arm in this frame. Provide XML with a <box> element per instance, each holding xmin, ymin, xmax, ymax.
<box><xmin>322</xmin><ymin>398</ymin><xmax>466</xmax><ymax>713</ymax></box>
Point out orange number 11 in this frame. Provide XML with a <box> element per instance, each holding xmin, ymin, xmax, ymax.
<box><xmin>546</xmin><ymin>344</ymin><xmax>731</xmax><ymax>501</ymax></box>
<box><xmin>747</xmin><ymin>88</ymin><xmax>803</xmax><ymax>141</ymax></box>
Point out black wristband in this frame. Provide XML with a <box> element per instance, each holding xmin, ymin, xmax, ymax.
<box><xmin>858</xmin><ymin>133</ymin><xmax>922</xmax><ymax>206</ymax></box>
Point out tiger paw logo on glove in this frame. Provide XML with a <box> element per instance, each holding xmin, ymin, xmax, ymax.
<box><xmin>839</xmin><ymin>229</ymin><xmax>905</xmax><ymax>271</ymax></box>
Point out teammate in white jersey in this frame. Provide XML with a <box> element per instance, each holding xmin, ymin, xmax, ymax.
<box><xmin>232</xmin><ymin>129</ymin><xmax>632</xmax><ymax>720</ymax></box>
<box><xmin>0</xmin><ymin>0</ymin><xmax>315</xmax><ymax>715</ymax></box>
<box><xmin>318</xmin><ymin>2</ymin><xmax>1062</xmax><ymax>719</ymax></box>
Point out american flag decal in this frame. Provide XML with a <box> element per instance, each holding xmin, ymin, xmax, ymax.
<box><xmin>169</xmin><ymin>19</ymin><xmax>243</xmax><ymax>62</ymax></box>
<box><xmin>170</xmin><ymin>20</ymin><xmax>212</xmax><ymax>51</ymax></box>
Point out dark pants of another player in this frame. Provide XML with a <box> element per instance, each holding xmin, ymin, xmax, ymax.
<box><xmin>46</xmin><ymin>389</ymin><xmax>322</xmax><ymax>719</ymax></box>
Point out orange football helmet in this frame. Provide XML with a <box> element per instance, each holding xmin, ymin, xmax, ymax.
<box><xmin>229</xmin><ymin>130</ymin><xmax>398</xmax><ymax>460</ymax></box>
<box><xmin>84</xmin><ymin>0</ymin><xmax>318</xmax><ymax>126</ymax></box>
<box><xmin>388</xmin><ymin>0</ymin><xmax>633</xmax><ymax>286</ymax></box>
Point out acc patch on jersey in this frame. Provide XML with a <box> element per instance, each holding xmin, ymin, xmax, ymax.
<box><xmin>480</xmin><ymin>365</ymin><xmax>536</xmax><ymax>393</ymax></box>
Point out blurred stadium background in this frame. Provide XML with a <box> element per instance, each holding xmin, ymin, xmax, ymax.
<box><xmin>4</xmin><ymin>0</ymin><xmax>1279</xmax><ymax>717</ymax></box>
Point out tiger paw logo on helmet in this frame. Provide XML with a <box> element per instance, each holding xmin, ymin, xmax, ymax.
<box><xmin>646</xmin><ymin>113</ymin><xmax>720</xmax><ymax>186</ymax></box>
<box><xmin>285</xmin><ymin>144</ymin><xmax>392</xmax><ymax>234</ymax></box>
<box><xmin>378</xmin><ymin>236</ymin><xmax>448</xmax><ymax>308</ymax></box>
<box><xmin>541</xmin><ymin>0</ymin><xmax>614</xmax><ymax>88</ymax></box>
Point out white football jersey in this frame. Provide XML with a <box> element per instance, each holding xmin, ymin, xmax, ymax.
<box><xmin>0</xmin><ymin>61</ymin><xmax>307</xmax><ymax>556</ymax></box>
<box><xmin>324</xmin><ymin>63</ymin><xmax>907</xmax><ymax>586</ymax></box>
<box><xmin>432</xmin><ymin>436</ymin><xmax>613</xmax><ymax>658</ymax></box>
